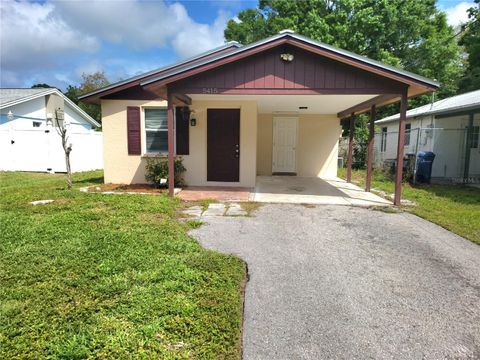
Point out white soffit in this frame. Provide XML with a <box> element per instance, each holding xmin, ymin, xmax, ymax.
<box><xmin>189</xmin><ymin>94</ymin><xmax>378</xmax><ymax>114</ymax></box>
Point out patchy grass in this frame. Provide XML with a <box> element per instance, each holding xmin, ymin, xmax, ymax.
<box><xmin>338</xmin><ymin>168</ymin><xmax>480</xmax><ymax>244</ymax></box>
<box><xmin>240</xmin><ymin>201</ymin><xmax>262</xmax><ymax>216</ymax></box>
<box><xmin>0</xmin><ymin>171</ymin><xmax>246</xmax><ymax>359</ymax></box>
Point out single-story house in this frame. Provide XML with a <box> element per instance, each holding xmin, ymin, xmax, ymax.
<box><xmin>81</xmin><ymin>30</ymin><xmax>439</xmax><ymax>205</ymax></box>
<box><xmin>375</xmin><ymin>89</ymin><xmax>480</xmax><ymax>182</ymax></box>
<box><xmin>0</xmin><ymin>88</ymin><xmax>103</xmax><ymax>173</ymax></box>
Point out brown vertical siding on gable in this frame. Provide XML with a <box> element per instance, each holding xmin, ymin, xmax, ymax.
<box><xmin>170</xmin><ymin>45</ymin><xmax>407</xmax><ymax>95</ymax></box>
<box><xmin>127</xmin><ymin>106</ymin><xmax>141</xmax><ymax>155</ymax></box>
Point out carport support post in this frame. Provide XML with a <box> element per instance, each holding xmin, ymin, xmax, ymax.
<box><xmin>366</xmin><ymin>105</ymin><xmax>376</xmax><ymax>192</ymax></box>
<box><xmin>346</xmin><ymin>113</ymin><xmax>355</xmax><ymax>183</ymax></box>
<box><xmin>394</xmin><ymin>91</ymin><xmax>408</xmax><ymax>206</ymax></box>
<box><xmin>167</xmin><ymin>91</ymin><xmax>175</xmax><ymax>197</ymax></box>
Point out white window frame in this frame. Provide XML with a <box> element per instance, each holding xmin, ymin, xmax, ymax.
<box><xmin>143</xmin><ymin>107</ymin><xmax>176</xmax><ymax>155</ymax></box>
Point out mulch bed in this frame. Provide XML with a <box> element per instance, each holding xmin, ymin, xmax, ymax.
<box><xmin>88</xmin><ymin>183</ymin><xmax>167</xmax><ymax>194</ymax></box>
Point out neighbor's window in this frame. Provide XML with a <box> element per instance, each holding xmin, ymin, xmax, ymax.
<box><xmin>471</xmin><ymin>126</ymin><xmax>479</xmax><ymax>149</ymax></box>
<box><xmin>32</xmin><ymin>121</ymin><xmax>41</xmax><ymax>128</ymax></box>
<box><xmin>145</xmin><ymin>108</ymin><xmax>168</xmax><ymax>153</ymax></box>
<box><xmin>405</xmin><ymin>123</ymin><xmax>411</xmax><ymax>146</ymax></box>
<box><xmin>381</xmin><ymin>127</ymin><xmax>388</xmax><ymax>152</ymax></box>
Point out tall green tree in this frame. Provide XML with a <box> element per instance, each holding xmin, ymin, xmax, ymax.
<box><xmin>458</xmin><ymin>0</ymin><xmax>480</xmax><ymax>93</ymax></box>
<box><xmin>65</xmin><ymin>71</ymin><xmax>109</xmax><ymax>123</ymax></box>
<box><xmin>225</xmin><ymin>0</ymin><xmax>464</xmax><ymax>167</ymax></box>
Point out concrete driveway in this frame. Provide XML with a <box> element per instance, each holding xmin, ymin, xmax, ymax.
<box><xmin>191</xmin><ymin>204</ymin><xmax>480</xmax><ymax>359</ymax></box>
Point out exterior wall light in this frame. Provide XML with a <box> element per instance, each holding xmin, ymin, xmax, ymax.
<box><xmin>7</xmin><ymin>110</ymin><xmax>14</xmax><ymax>121</ymax></box>
<box><xmin>190</xmin><ymin>118</ymin><xmax>197</xmax><ymax>127</ymax></box>
<box><xmin>280</xmin><ymin>53</ymin><xmax>294</xmax><ymax>62</ymax></box>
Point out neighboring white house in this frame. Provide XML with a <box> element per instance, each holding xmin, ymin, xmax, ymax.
<box><xmin>0</xmin><ymin>88</ymin><xmax>103</xmax><ymax>173</ymax></box>
<box><xmin>375</xmin><ymin>90</ymin><xmax>480</xmax><ymax>182</ymax></box>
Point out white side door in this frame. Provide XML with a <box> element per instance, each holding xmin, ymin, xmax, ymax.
<box><xmin>272</xmin><ymin>117</ymin><xmax>298</xmax><ymax>173</ymax></box>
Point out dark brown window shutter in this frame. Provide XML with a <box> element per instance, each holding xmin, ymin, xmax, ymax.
<box><xmin>127</xmin><ymin>106</ymin><xmax>141</xmax><ymax>155</ymax></box>
<box><xmin>175</xmin><ymin>106</ymin><xmax>189</xmax><ymax>155</ymax></box>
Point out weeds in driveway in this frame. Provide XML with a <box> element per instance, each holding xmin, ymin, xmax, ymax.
<box><xmin>0</xmin><ymin>171</ymin><xmax>246</xmax><ymax>358</ymax></box>
<box><xmin>240</xmin><ymin>201</ymin><xmax>262</xmax><ymax>216</ymax></box>
<box><xmin>186</xmin><ymin>219</ymin><xmax>204</xmax><ymax>229</ymax></box>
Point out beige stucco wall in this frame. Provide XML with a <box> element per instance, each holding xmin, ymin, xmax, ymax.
<box><xmin>101</xmin><ymin>99</ymin><xmax>258</xmax><ymax>187</ymax></box>
<box><xmin>257</xmin><ymin>114</ymin><xmax>341</xmax><ymax>178</ymax></box>
<box><xmin>184</xmin><ymin>100</ymin><xmax>257</xmax><ymax>187</ymax></box>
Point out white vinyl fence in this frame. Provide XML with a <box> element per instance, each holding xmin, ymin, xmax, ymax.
<box><xmin>0</xmin><ymin>127</ymin><xmax>103</xmax><ymax>173</ymax></box>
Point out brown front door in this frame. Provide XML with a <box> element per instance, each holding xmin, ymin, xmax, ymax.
<box><xmin>207</xmin><ymin>109</ymin><xmax>240</xmax><ymax>182</ymax></box>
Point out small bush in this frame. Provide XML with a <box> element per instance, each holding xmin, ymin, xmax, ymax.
<box><xmin>145</xmin><ymin>157</ymin><xmax>186</xmax><ymax>187</ymax></box>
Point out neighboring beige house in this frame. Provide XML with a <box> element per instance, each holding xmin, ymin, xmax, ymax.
<box><xmin>80</xmin><ymin>30</ymin><xmax>438</xmax><ymax>190</ymax></box>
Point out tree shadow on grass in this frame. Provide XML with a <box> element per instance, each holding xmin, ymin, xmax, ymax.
<box><xmin>413</xmin><ymin>183</ymin><xmax>480</xmax><ymax>206</ymax></box>
<box><xmin>74</xmin><ymin>175</ymin><xmax>104</xmax><ymax>185</ymax></box>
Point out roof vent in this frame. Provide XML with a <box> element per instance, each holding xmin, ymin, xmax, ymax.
<box><xmin>279</xmin><ymin>29</ymin><xmax>295</xmax><ymax>34</ymax></box>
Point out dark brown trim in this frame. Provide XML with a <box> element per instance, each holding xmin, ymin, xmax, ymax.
<box><xmin>173</xmin><ymin>93</ymin><xmax>192</xmax><ymax>105</ymax></box>
<box><xmin>365</xmin><ymin>105</ymin><xmax>376</xmax><ymax>192</ymax></box>
<box><xmin>144</xmin><ymin>37</ymin><xmax>437</xmax><ymax>93</ymax></box>
<box><xmin>394</xmin><ymin>90</ymin><xmax>408</xmax><ymax>206</ymax></box>
<box><xmin>80</xmin><ymin>44</ymin><xmax>240</xmax><ymax>104</ymax></box>
<box><xmin>171</xmin><ymin>87</ymin><xmax>402</xmax><ymax>96</ymax></box>
<box><xmin>346</xmin><ymin>113</ymin><xmax>355</xmax><ymax>183</ymax></box>
<box><xmin>126</xmin><ymin>106</ymin><xmax>141</xmax><ymax>155</ymax></box>
<box><xmin>338</xmin><ymin>94</ymin><xmax>400</xmax><ymax>118</ymax></box>
<box><xmin>167</xmin><ymin>91</ymin><xmax>175</xmax><ymax>196</ymax></box>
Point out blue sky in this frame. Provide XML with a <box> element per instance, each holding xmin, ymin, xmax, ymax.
<box><xmin>0</xmin><ymin>0</ymin><xmax>474</xmax><ymax>90</ymax></box>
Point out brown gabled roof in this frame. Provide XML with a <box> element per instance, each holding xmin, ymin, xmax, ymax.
<box><xmin>81</xmin><ymin>30</ymin><xmax>439</xmax><ymax>105</ymax></box>
<box><xmin>80</xmin><ymin>42</ymin><xmax>240</xmax><ymax>104</ymax></box>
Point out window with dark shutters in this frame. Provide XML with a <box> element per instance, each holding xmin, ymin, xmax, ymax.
<box><xmin>127</xmin><ymin>106</ymin><xmax>141</xmax><ymax>155</ymax></box>
<box><xmin>175</xmin><ymin>107</ymin><xmax>189</xmax><ymax>155</ymax></box>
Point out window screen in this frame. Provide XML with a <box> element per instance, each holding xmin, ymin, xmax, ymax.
<box><xmin>145</xmin><ymin>108</ymin><xmax>168</xmax><ymax>153</ymax></box>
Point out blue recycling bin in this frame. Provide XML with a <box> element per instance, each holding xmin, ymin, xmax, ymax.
<box><xmin>416</xmin><ymin>151</ymin><xmax>435</xmax><ymax>183</ymax></box>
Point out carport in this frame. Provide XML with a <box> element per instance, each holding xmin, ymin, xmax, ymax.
<box><xmin>81</xmin><ymin>30</ymin><xmax>439</xmax><ymax>205</ymax></box>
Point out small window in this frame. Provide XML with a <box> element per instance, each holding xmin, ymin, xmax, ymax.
<box><xmin>471</xmin><ymin>126</ymin><xmax>479</xmax><ymax>149</ymax></box>
<box><xmin>145</xmin><ymin>108</ymin><xmax>168</xmax><ymax>153</ymax></box>
<box><xmin>381</xmin><ymin>127</ymin><xmax>387</xmax><ymax>152</ymax></box>
<box><xmin>405</xmin><ymin>124</ymin><xmax>411</xmax><ymax>146</ymax></box>
<box><xmin>32</xmin><ymin>121</ymin><xmax>42</xmax><ymax>128</ymax></box>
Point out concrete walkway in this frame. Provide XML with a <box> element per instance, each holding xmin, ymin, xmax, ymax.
<box><xmin>253</xmin><ymin>176</ymin><xmax>391</xmax><ymax>206</ymax></box>
<box><xmin>191</xmin><ymin>204</ymin><xmax>480</xmax><ymax>359</ymax></box>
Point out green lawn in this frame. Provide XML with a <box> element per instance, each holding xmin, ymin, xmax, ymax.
<box><xmin>0</xmin><ymin>171</ymin><xmax>246</xmax><ymax>359</ymax></box>
<box><xmin>338</xmin><ymin>168</ymin><xmax>480</xmax><ymax>245</ymax></box>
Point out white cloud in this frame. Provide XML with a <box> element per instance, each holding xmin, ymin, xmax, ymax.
<box><xmin>0</xmin><ymin>0</ymin><xmax>98</xmax><ymax>72</ymax></box>
<box><xmin>443</xmin><ymin>1</ymin><xmax>474</xmax><ymax>27</ymax></box>
<box><xmin>53</xmin><ymin>0</ymin><xmax>228</xmax><ymax>56</ymax></box>
<box><xmin>0</xmin><ymin>0</ymin><xmax>228</xmax><ymax>88</ymax></box>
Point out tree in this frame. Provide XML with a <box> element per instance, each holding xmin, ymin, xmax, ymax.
<box><xmin>31</xmin><ymin>83</ymin><xmax>53</xmax><ymax>89</ymax></box>
<box><xmin>53</xmin><ymin>109</ymin><xmax>73</xmax><ymax>190</ymax></box>
<box><xmin>64</xmin><ymin>71</ymin><xmax>109</xmax><ymax>123</ymax></box>
<box><xmin>225</xmin><ymin>0</ymin><xmax>464</xmax><ymax>167</ymax></box>
<box><xmin>458</xmin><ymin>0</ymin><xmax>480</xmax><ymax>93</ymax></box>
<box><xmin>225</xmin><ymin>0</ymin><xmax>462</xmax><ymax>100</ymax></box>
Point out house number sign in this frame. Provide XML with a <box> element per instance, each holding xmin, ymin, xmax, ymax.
<box><xmin>202</xmin><ymin>87</ymin><xmax>218</xmax><ymax>94</ymax></box>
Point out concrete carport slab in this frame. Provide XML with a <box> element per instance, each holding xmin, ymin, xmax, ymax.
<box><xmin>252</xmin><ymin>176</ymin><xmax>391</xmax><ymax>206</ymax></box>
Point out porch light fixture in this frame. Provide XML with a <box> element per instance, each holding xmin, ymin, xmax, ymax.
<box><xmin>7</xmin><ymin>110</ymin><xmax>14</xmax><ymax>121</ymax></box>
<box><xmin>189</xmin><ymin>109</ymin><xmax>197</xmax><ymax>126</ymax></box>
<box><xmin>280</xmin><ymin>53</ymin><xmax>294</xmax><ymax>62</ymax></box>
